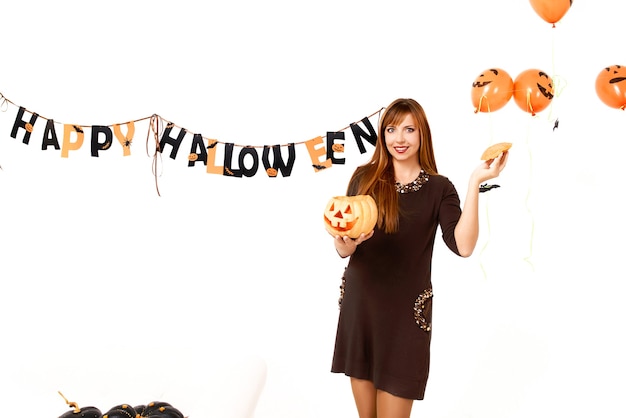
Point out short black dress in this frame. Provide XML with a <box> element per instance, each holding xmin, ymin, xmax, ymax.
<box><xmin>331</xmin><ymin>171</ymin><xmax>462</xmax><ymax>400</ymax></box>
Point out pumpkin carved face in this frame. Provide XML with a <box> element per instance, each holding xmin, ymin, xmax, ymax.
<box><xmin>323</xmin><ymin>195</ymin><xmax>378</xmax><ymax>239</ymax></box>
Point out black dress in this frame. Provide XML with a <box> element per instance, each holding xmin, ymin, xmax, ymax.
<box><xmin>331</xmin><ymin>171</ymin><xmax>462</xmax><ymax>400</ymax></box>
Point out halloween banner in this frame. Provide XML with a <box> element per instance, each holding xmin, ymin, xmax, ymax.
<box><xmin>0</xmin><ymin>92</ymin><xmax>382</xmax><ymax>195</ymax></box>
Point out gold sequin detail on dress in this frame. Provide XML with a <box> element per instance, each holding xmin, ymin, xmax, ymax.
<box><xmin>338</xmin><ymin>275</ymin><xmax>346</xmax><ymax>309</ymax></box>
<box><xmin>414</xmin><ymin>288</ymin><xmax>433</xmax><ymax>331</ymax></box>
<box><xmin>395</xmin><ymin>170</ymin><xmax>429</xmax><ymax>193</ymax></box>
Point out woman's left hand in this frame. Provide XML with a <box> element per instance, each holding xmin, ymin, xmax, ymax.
<box><xmin>472</xmin><ymin>150</ymin><xmax>509</xmax><ymax>184</ymax></box>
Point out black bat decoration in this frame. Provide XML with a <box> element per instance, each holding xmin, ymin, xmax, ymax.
<box><xmin>207</xmin><ymin>141</ymin><xmax>218</xmax><ymax>149</ymax></box>
<box><xmin>312</xmin><ymin>164</ymin><xmax>328</xmax><ymax>170</ymax></box>
<box><xmin>553</xmin><ymin>118</ymin><xmax>559</xmax><ymax>131</ymax></box>
<box><xmin>479</xmin><ymin>183</ymin><xmax>500</xmax><ymax>193</ymax></box>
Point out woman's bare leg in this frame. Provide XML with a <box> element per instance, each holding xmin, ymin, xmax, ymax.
<box><xmin>350</xmin><ymin>377</ymin><xmax>377</xmax><ymax>418</ymax></box>
<box><xmin>376</xmin><ymin>390</ymin><xmax>413</xmax><ymax>418</ymax></box>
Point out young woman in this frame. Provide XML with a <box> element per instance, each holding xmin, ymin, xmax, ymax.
<box><xmin>330</xmin><ymin>98</ymin><xmax>508</xmax><ymax>417</ymax></box>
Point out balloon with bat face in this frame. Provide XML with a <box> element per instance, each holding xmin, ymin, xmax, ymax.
<box><xmin>529</xmin><ymin>0</ymin><xmax>573</xmax><ymax>26</ymax></box>
<box><xmin>595</xmin><ymin>65</ymin><xmax>626</xmax><ymax>110</ymax></box>
<box><xmin>471</xmin><ymin>68</ymin><xmax>514</xmax><ymax>113</ymax></box>
<box><xmin>513</xmin><ymin>69</ymin><xmax>554</xmax><ymax>115</ymax></box>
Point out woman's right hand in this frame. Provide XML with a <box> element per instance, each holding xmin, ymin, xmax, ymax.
<box><xmin>333</xmin><ymin>230</ymin><xmax>374</xmax><ymax>258</ymax></box>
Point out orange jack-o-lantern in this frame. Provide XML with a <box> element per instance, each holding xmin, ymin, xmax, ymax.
<box><xmin>323</xmin><ymin>195</ymin><xmax>378</xmax><ymax>239</ymax></box>
<box><xmin>332</xmin><ymin>143</ymin><xmax>344</xmax><ymax>153</ymax></box>
<box><xmin>595</xmin><ymin>65</ymin><xmax>626</xmax><ymax>110</ymax></box>
<box><xmin>471</xmin><ymin>68</ymin><xmax>514</xmax><ymax>113</ymax></box>
<box><xmin>529</xmin><ymin>0</ymin><xmax>572</xmax><ymax>27</ymax></box>
<box><xmin>513</xmin><ymin>69</ymin><xmax>554</xmax><ymax>115</ymax></box>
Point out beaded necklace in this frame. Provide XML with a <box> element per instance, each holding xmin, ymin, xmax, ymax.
<box><xmin>395</xmin><ymin>170</ymin><xmax>429</xmax><ymax>193</ymax></box>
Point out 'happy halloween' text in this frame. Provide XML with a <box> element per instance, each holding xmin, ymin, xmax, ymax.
<box><xmin>9</xmin><ymin>106</ymin><xmax>377</xmax><ymax>178</ymax></box>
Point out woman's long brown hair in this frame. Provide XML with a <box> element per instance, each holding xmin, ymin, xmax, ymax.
<box><xmin>347</xmin><ymin>98</ymin><xmax>439</xmax><ymax>233</ymax></box>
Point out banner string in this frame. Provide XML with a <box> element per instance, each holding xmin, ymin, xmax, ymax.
<box><xmin>146</xmin><ymin>114</ymin><xmax>163</xmax><ymax>196</ymax></box>
<box><xmin>0</xmin><ymin>90</ymin><xmax>386</xmax><ymax>196</ymax></box>
<box><xmin>0</xmin><ymin>90</ymin><xmax>383</xmax><ymax>149</ymax></box>
<box><xmin>0</xmin><ymin>92</ymin><xmax>8</xmax><ymax>112</ymax></box>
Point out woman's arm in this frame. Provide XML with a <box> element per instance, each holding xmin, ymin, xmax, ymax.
<box><xmin>454</xmin><ymin>151</ymin><xmax>509</xmax><ymax>257</ymax></box>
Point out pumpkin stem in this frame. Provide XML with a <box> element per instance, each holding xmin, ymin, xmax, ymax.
<box><xmin>58</xmin><ymin>391</ymin><xmax>81</xmax><ymax>413</ymax></box>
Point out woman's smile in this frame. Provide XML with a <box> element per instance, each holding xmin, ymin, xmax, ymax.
<box><xmin>385</xmin><ymin>113</ymin><xmax>420</xmax><ymax>162</ymax></box>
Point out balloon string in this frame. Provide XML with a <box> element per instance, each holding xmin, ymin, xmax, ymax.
<box><xmin>526</xmin><ymin>91</ymin><xmax>536</xmax><ymax>116</ymax></box>
<box><xmin>476</xmin><ymin>95</ymin><xmax>497</xmax><ymax>143</ymax></box>
<box><xmin>522</xmin><ymin>117</ymin><xmax>535</xmax><ymax>271</ymax></box>
<box><xmin>475</xmin><ymin>95</ymin><xmax>490</xmax><ymax>114</ymax></box>
<box><xmin>478</xmin><ymin>192</ymin><xmax>492</xmax><ymax>280</ymax></box>
<box><xmin>547</xmin><ymin>20</ymin><xmax>567</xmax><ymax>122</ymax></box>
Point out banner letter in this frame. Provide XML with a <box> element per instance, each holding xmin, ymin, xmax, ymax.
<box><xmin>305</xmin><ymin>136</ymin><xmax>331</xmax><ymax>172</ymax></box>
<box><xmin>188</xmin><ymin>133</ymin><xmax>208</xmax><ymax>167</ymax></box>
<box><xmin>11</xmin><ymin>106</ymin><xmax>39</xmax><ymax>145</ymax></box>
<box><xmin>61</xmin><ymin>125</ymin><xmax>85</xmax><ymax>158</ymax></box>
<box><xmin>91</xmin><ymin>125</ymin><xmax>113</xmax><ymax>157</ymax></box>
<box><xmin>206</xmin><ymin>140</ymin><xmax>223</xmax><ymax>175</ymax></box>
<box><xmin>326</xmin><ymin>131</ymin><xmax>345</xmax><ymax>165</ymax></box>
<box><xmin>113</xmin><ymin>122</ymin><xmax>135</xmax><ymax>156</ymax></box>
<box><xmin>262</xmin><ymin>144</ymin><xmax>295</xmax><ymax>177</ymax></box>
<box><xmin>237</xmin><ymin>147</ymin><xmax>259</xmax><ymax>178</ymax></box>
<box><xmin>159</xmin><ymin>124</ymin><xmax>187</xmax><ymax>159</ymax></box>
<box><xmin>223</xmin><ymin>143</ymin><xmax>242</xmax><ymax>177</ymax></box>
<box><xmin>350</xmin><ymin>117</ymin><xmax>377</xmax><ymax>154</ymax></box>
<box><xmin>42</xmin><ymin>120</ymin><xmax>60</xmax><ymax>151</ymax></box>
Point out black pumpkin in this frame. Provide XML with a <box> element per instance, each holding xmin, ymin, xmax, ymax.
<box><xmin>102</xmin><ymin>404</ymin><xmax>137</xmax><ymax>418</ymax></box>
<box><xmin>58</xmin><ymin>406</ymin><xmax>102</xmax><ymax>418</ymax></box>
<box><xmin>135</xmin><ymin>402</ymin><xmax>184</xmax><ymax>418</ymax></box>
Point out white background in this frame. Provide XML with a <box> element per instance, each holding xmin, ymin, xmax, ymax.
<box><xmin>1</xmin><ymin>1</ymin><xmax>625</xmax><ymax>417</ymax></box>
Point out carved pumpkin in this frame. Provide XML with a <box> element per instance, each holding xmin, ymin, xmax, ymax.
<box><xmin>471</xmin><ymin>68</ymin><xmax>514</xmax><ymax>113</ymax></box>
<box><xmin>595</xmin><ymin>65</ymin><xmax>626</xmax><ymax>110</ymax></box>
<box><xmin>512</xmin><ymin>69</ymin><xmax>554</xmax><ymax>115</ymax></box>
<box><xmin>323</xmin><ymin>195</ymin><xmax>378</xmax><ymax>239</ymax></box>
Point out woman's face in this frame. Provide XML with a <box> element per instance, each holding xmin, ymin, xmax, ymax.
<box><xmin>384</xmin><ymin>112</ymin><xmax>420</xmax><ymax>164</ymax></box>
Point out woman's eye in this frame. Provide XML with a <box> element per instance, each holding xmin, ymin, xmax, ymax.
<box><xmin>386</xmin><ymin>127</ymin><xmax>395</xmax><ymax>133</ymax></box>
<box><xmin>406</xmin><ymin>128</ymin><xmax>414</xmax><ymax>133</ymax></box>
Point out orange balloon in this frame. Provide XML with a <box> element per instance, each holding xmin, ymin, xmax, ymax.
<box><xmin>529</xmin><ymin>0</ymin><xmax>573</xmax><ymax>26</ymax></box>
<box><xmin>595</xmin><ymin>65</ymin><xmax>626</xmax><ymax>110</ymax></box>
<box><xmin>513</xmin><ymin>69</ymin><xmax>554</xmax><ymax>115</ymax></box>
<box><xmin>471</xmin><ymin>68</ymin><xmax>514</xmax><ymax>113</ymax></box>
